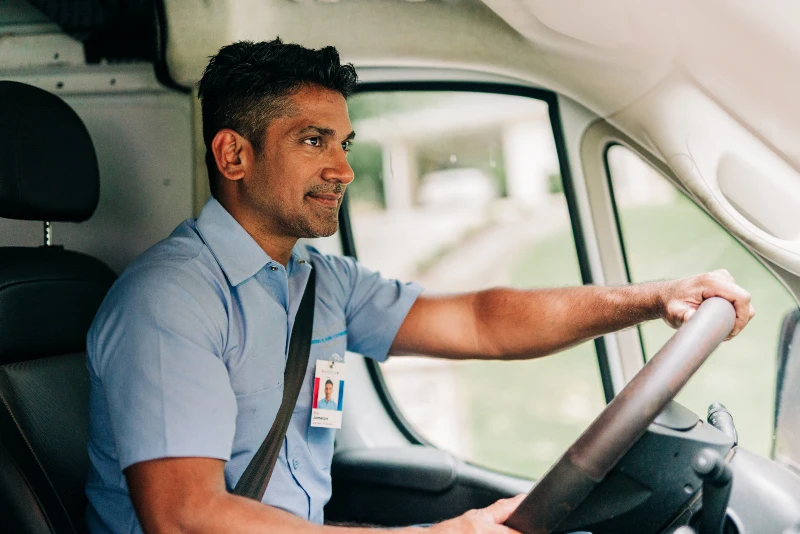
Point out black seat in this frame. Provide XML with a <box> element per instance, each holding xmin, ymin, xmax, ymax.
<box><xmin>0</xmin><ymin>81</ymin><xmax>116</xmax><ymax>534</ymax></box>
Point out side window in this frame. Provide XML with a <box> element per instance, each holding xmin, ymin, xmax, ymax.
<box><xmin>346</xmin><ymin>90</ymin><xmax>606</xmax><ymax>478</ymax></box>
<box><xmin>607</xmin><ymin>144</ymin><xmax>798</xmax><ymax>457</ymax></box>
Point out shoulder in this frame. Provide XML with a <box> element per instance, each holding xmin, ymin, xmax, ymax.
<box><xmin>302</xmin><ymin>244</ymin><xmax>359</xmax><ymax>294</ymax></box>
<box><xmin>114</xmin><ymin>222</ymin><xmax>229</xmax><ymax>303</ymax></box>
<box><xmin>88</xmin><ymin>227</ymin><xmax>230</xmax><ymax>351</ymax></box>
<box><xmin>303</xmin><ymin>245</ymin><xmax>357</xmax><ymax>274</ymax></box>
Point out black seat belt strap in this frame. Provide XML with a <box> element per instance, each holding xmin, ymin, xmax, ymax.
<box><xmin>233</xmin><ymin>264</ymin><xmax>316</xmax><ymax>501</ymax></box>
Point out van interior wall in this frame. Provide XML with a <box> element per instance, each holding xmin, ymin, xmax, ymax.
<box><xmin>0</xmin><ymin>4</ymin><xmax>194</xmax><ymax>274</ymax></box>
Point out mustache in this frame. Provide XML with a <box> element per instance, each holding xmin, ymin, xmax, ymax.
<box><xmin>307</xmin><ymin>183</ymin><xmax>347</xmax><ymax>196</ymax></box>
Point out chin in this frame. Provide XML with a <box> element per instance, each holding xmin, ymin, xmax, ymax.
<box><xmin>315</xmin><ymin>224</ymin><xmax>339</xmax><ymax>238</ymax></box>
<box><xmin>303</xmin><ymin>220</ymin><xmax>339</xmax><ymax>239</ymax></box>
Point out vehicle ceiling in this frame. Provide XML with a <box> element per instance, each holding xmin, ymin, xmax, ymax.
<box><xmin>161</xmin><ymin>0</ymin><xmax>800</xmax><ymax>278</ymax></box>
<box><xmin>10</xmin><ymin>0</ymin><xmax>800</xmax><ymax>280</ymax></box>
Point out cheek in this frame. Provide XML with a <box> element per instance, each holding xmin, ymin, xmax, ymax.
<box><xmin>281</xmin><ymin>157</ymin><xmax>319</xmax><ymax>192</ymax></box>
<box><xmin>262</xmin><ymin>170</ymin><xmax>306</xmax><ymax>205</ymax></box>
<box><xmin>259</xmin><ymin>150</ymin><xmax>320</xmax><ymax>207</ymax></box>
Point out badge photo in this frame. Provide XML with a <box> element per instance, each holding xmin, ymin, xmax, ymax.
<box><xmin>311</xmin><ymin>357</ymin><xmax>346</xmax><ymax>428</ymax></box>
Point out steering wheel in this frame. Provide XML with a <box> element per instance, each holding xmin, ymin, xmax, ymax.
<box><xmin>505</xmin><ymin>297</ymin><xmax>736</xmax><ymax>534</ymax></box>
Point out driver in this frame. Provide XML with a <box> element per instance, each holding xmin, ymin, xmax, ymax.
<box><xmin>84</xmin><ymin>39</ymin><xmax>755</xmax><ymax>534</ymax></box>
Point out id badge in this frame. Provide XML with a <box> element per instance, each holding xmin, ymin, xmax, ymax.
<box><xmin>311</xmin><ymin>353</ymin><xmax>345</xmax><ymax>428</ymax></box>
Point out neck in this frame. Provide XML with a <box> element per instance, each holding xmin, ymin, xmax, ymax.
<box><xmin>216</xmin><ymin>196</ymin><xmax>297</xmax><ymax>266</ymax></box>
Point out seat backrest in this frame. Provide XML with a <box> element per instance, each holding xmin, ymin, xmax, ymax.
<box><xmin>0</xmin><ymin>81</ymin><xmax>116</xmax><ymax>534</ymax></box>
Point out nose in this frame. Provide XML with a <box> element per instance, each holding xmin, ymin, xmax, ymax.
<box><xmin>322</xmin><ymin>148</ymin><xmax>355</xmax><ymax>185</ymax></box>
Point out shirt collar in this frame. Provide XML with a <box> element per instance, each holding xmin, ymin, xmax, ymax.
<box><xmin>196</xmin><ymin>197</ymin><xmax>308</xmax><ymax>286</ymax></box>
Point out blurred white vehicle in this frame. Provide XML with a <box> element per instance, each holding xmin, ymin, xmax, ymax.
<box><xmin>416</xmin><ymin>168</ymin><xmax>499</xmax><ymax>208</ymax></box>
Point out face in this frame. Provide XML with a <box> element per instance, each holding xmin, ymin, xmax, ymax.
<box><xmin>242</xmin><ymin>85</ymin><xmax>355</xmax><ymax>239</ymax></box>
<box><xmin>324</xmin><ymin>382</ymin><xmax>333</xmax><ymax>400</ymax></box>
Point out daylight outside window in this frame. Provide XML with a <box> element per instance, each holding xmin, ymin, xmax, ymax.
<box><xmin>345</xmin><ymin>90</ymin><xmax>607</xmax><ymax>478</ymax></box>
<box><xmin>606</xmin><ymin>145</ymin><xmax>798</xmax><ymax>457</ymax></box>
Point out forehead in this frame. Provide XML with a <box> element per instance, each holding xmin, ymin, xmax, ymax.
<box><xmin>283</xmin><ymin>85</ymin><xmax>351</xmax><ymax>130</ymax></box>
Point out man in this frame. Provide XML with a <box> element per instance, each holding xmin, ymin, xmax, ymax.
<box><xmin>319</xmin><ymin>380</ymin><xmax>338</xmax><ymax>411</ymax></box>
<box><xmin>85</xmin><ymin>39</ymin><xmax>754</xmax><ymax>534</ymax></box>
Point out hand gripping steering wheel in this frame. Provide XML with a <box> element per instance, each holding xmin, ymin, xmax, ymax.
<box><xmin>505</xmin><ymin>297</ymin><xmax>736</xmax><ymax>534</ymax></box>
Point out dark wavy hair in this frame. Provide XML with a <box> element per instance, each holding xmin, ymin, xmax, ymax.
<box><xmin>197</xmin><ymin>39</ymin><xmax>358</xmax><ymax>193</ymax></box>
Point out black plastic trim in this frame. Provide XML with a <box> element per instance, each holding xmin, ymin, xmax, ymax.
<box><xmin>602</xmin><ymin>144</ymin><xmax>634</xmax><ymax>285</ymax></box>
<box><xmin>603</xmin><ymin>143</ymin><xmax>649</xmax><ymax>363</ymax></box>
<box><xmin>337</xmin><ymin>193</ymin><xmax>358</xmax><ymax>258</ymax></box>
<box><xmin>153</xmin><ymin>0</ymin><xmax>192</xmax><ymax>94</ymax></box>
<box><xmin>338</xmin><ymin>81</ymin><xmax>616</xmax><ymax>440</ymax></box>
<box><xmin>365</xmin><ymin>360</ymin><xmax>430</xmax><ymax>445</ymax></box>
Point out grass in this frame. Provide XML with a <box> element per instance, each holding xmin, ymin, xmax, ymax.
<box><xmin>454</xmin><ymin>195</ymin><xmax>797</xmax><ymax>478</ymax></box>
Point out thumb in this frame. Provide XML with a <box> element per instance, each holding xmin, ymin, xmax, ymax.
<box><xmin>484</xmin><ymin>494</ymin><xmax>526</xmax><ymax>524</ymax></box>
<box><xmin>666</xmin><ymin>300</ymin><xmax>695</xmax><ymax>328</ymax></box>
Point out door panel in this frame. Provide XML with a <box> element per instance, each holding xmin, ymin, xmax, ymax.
<box><xmin>325</xmin><ymin>446</ymin><xmax>531</xmax><ymax>526</ymax></box>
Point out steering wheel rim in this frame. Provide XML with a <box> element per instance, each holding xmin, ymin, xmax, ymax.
<box><xmin>505</xmin><ymin>297</ymin><xmax>736</xmax><ymax>534</ymax></box>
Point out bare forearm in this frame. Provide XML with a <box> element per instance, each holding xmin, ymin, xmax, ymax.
<box><xmin>170</xmin><ymin>491</ymin><xmax>315</xmax><ymax>533</ymax></box>
<box><xmin>144</xmin><ymin>490</ymin><xmax>425</xmax><ymax>534</ymax></box>
<box><xmin>472</xmin><ymin>283</ymin><xmax>664</xmax><ymax>360</ymax></box>
<box><xmin>392</xmin><ymin>270</ymin><xmax>753</xmax><ymax>362</ymax></box>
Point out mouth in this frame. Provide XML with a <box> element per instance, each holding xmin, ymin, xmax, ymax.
<box><xmin>306</xmin><ymin>193</ymin><xmax>341</xmax><ymax>208</ymax></box>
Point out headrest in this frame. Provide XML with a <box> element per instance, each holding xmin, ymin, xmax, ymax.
<box><xmin>0</xmin><ymin>247</ymin><xmax>116</xmax><ymax>365</ymax></box>
<box><xmin>0</xmin><ymin>81</ymin><xmax>99</xmax><ymax>222</ymax></box>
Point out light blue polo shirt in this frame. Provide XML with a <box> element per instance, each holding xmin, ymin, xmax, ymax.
<box><xmin>84</xmin><ymin>197</ymin><xmax>422</xmax><ymax>533</ymax></box>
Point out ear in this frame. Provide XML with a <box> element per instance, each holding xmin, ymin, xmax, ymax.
<box><xmin>210</xmin><ymin>129</ymin><xmax>253</xmax><ymax>183</ymax></box>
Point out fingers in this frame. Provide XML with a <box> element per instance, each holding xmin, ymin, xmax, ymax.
<box><xmin>662</xmin><ymin>270</ymin><xmax>755</xmax><ymax>339</ymax></box>
<box><xmin>437</xmin><ymin>495</ymin><xmax>525</xmax><ymax>534</ymax></box>
<box><xmin>665</xmin><ymin>299</ymin><xmax>696</xmax><ymax>329</ymax></box>
<box><xmin>712</xmin><ymin>268</ymin><xmax>734</xmax><ymax>282</ymax></box>
<box><xmin>483</xmin><ymin>494</ymin><xmax>526</xmax><ymax>524</ymax></box>
<box><xmin>700</xmin><ymin>270</ymin><xmax>754</xmax><ymax>339</ymax></box>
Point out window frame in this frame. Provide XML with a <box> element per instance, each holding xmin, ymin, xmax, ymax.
<box><xmin>602</xmin><ymin>139</ymin><xmax>712</xmax><ymax>366</ymax></box>
<box><xmin>601</xmin><ymin>141</ymin><xmax>800</xmax><ymax>458</ymax></box>
<box><xmin>602</xmin><ymin>142</ymin><xmax>648</xmax><ymax>363</ymax></box>
<box><xmin>337</xmin><ymin>81</ymin><xmax>616</xmax><ymax>446</ymax></box>
<box><xmin>602</xmin><ymin>140</ymin><xmax>798</xmax><ymax>361</ymax></box>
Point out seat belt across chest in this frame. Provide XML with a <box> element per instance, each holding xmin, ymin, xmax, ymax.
<box><xmin>233</xmin><ymin>264</ymin><xmax>316</xmax><ymax>501</ymax></box>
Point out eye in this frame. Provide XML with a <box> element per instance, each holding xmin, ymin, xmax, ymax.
<box><xmin>342</xmin><ymin>140</ymin><xmax>352</xmax><ymax>152</ymax></box>
<box><xmin>304</xmin><ymin>137</ymin><xmax>322</xmax><ymax>147</ymax></box>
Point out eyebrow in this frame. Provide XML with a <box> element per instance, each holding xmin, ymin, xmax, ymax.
<box><xmin>299</xmin><ymin>125</ymin><xmax>356</xmax><ymax>141</ymax></box>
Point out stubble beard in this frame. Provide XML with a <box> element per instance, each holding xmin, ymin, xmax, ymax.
<box><xmin>244</xmin><ymin>182</ymin><xmax>341</xmax><ymax>239</ymax></box>
<box><xmin>276</xmin><ymin>199</ymin><xmax>340</xmax><ymax>239</ymax></box>
<box><xmin>294</xmin><ymin>182</ymin><xmax>346</xmax><ymax>238</ymax></box>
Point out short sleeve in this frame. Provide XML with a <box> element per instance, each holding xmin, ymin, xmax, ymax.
<box><xmin>311</xmin><ymin>252</ymin><xmax>422</xmax><ymax>362</ymax></box>
<box><xmin>87</xmin><ymin>263</ymin><xmax>237</xmax><ymax>471</ymax></box>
